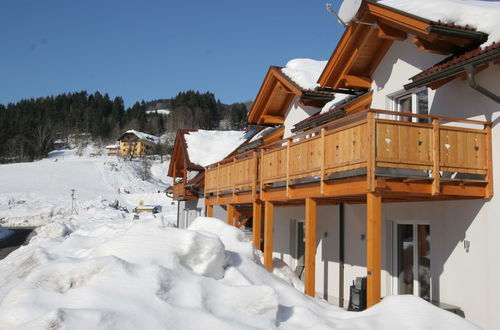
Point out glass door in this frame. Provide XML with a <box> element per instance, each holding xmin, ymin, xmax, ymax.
<box><xmin>395</xmin><ymin>223</ymin><xmax>431</xmax><ymax>300</ymax></box>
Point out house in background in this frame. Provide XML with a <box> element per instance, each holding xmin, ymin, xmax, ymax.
<box><xmin>105</xmin><ymin>144</ymin><xmax>119</xmax><ymax>156</ymax></box>
<box><xmin>201</xmin><ymin>1</ymin><xmax>500</xmax><ymax>328</ymax></box>
<box><xmin>168</xmin><ymin>129</ymin><xmax>265</xmax><ymax>228</ymax></box>
<box><xmin>117</xmin><ymin>130</ymin><xmax>159</xmax><ymax>157</ymax></box>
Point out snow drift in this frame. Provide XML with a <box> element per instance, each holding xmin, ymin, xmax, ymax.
<box><xmin>0</xmin><ymin>216</ymin><xmax>479</xmax><ymax>329</ymax></box>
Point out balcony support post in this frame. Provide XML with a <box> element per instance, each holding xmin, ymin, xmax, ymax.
<box><xmin>432</xmin><ymin>119</ymin><xmax>441</xmax><ymax>195</ymax></box>
<box><xmin>320</xmin><ymin>128</ymin><xmax>326</xmax><ymax>195</ymax></box>
<box><xmin>485</xmin><ymin>123</ymin><xmax>493</xmax><ymax>198</ymax></box>
<box><xmin>264</xmin><ymin>201</ymin><xmax>274</xmax><ymax>270</ymax></box>
<box><xmin>216</xmin><ymin>163</ymin><xmax>221</xmax><ymax>205</ymax></box>
<box><xmin>226</xmin><ymin>204</ymin><xmax>235</xmax><ymax>226</ymax></box>
<box><xmin>367</xmin><ymin>112</ymin><xmax>376</xmax><ymax>192</ymax></box>
<box><xmin>286</xmin><ymin>139</ymin><xmax>291</xmax><ymax>198</ymax></box>
<box><xmin>252</xmin><ymin>201</ymin><xmax>262</xmax><ymax>250</ymax></box>
<box><xmin>366</xmin><ymin>192</ymin><xmax>382</xmax><ymax>307</ymax></box>
<box><xmin>206</xmin><ymin>204</ymin><xmax>213</xmax><ymax>217</ymax></box>
<box><xmin>305</xmin><ymin>197</ymin><xmax>317</xmax><ymax>297</ymax></box>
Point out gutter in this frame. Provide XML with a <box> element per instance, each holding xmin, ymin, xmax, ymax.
<box><xmin>427</xmin><ymin>24</ymin><xmax>487</xmax><ymax>44</ymax></box>
<box><xmin>464</xmin><ymin>64</ymin><xmax>500</xmax><ymax>104</ymax></box>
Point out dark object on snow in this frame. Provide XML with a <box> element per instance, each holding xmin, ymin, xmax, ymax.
<box><xmin>348</xmin><ymin>277</ymin><xmax>367</xmax><ymax>311</ymax></box>
<box><xmin>133</xmin><ymin>205</ymin><xmax>162</xmax><ymax>214</ymax></box>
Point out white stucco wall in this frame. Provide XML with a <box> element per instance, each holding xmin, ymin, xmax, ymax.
<box><xmin>371</xmin><ymin>37</ymin><xmax>445</xmax><ymax>110</ymax></box>
<box><xmin>283</xmin><ymin>97</ymin><xmax>321</xmax><ymax>139</ymax></box>
<box><xmin>370</xmin><ymin>38</ymin><xmax>500</xmax><ymax>329</ymax></box>
<box><xmin>269</xmin><ymin>38</ymin><xmax>500</xmax><ymax>329</ymax></box>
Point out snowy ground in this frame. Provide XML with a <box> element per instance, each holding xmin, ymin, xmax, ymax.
<box><xmin>0</xmin><ymin>148</ymin><xmax>479</xmax><ymax>329</ymax></box>
<box><xmin>0</xmin><ymin>146</ymin><xmax>176</xmax><ymax>228</ymax></box>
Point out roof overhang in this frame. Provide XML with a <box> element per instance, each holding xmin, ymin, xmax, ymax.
<box><xmin>405</xmin><ymin>45</ymin><xmax>500</xmax><ymax>90</ymax></box>
<box><xmin>167</xmin><ymin>129</ymin><xmax>203</xmax><ymax>178</ymax></box>
<box><xmin>248</xmin><ymin>67</ymin><xmax>335</xmax><ymax>125</ymax></box>
<box><xmin>317</xmin><ymin>0</ymin><xmax>487</xmax><ymax>91</ymax></box>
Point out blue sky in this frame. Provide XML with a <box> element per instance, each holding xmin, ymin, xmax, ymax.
<box><xmin>0</xmin><ymin>0</ymin><xmax>345</xmax><ymax>107</ymax></box>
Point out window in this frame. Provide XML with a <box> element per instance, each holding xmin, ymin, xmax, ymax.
<box><xmin>391</xmin><ymin>89</ymin><xmax>429</xmax><ymax>123</ymax></box>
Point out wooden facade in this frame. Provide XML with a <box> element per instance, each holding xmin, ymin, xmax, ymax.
<box><xmin>206</xmin><ymin>110</ymin><xmax>492</xmax><ymax>204</ymax></box>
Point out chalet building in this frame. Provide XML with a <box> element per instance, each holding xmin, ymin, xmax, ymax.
<box><xmin>117</xmin><ymin>130</ymin><xmax>159</xmax><ymax>157</ymax></box>
<box><xmin>105</xmin><ymin>144</ymin><xmax>119</xmax><ymax>156</ymax></box>
<box><xmin>168</xmin><ymin>128</ymin><xmax>270</xmax><ymax>228</ymax></box>
<box><xmin>200</xmin><ymin>1</ymin><xmax>500</xmax><ymax>328</ymax></box>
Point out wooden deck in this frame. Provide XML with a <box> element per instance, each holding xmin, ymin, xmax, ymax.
<box><xmin>172</xmin><ymin>182</ymin><xmax>197</xmax><ymax>201</ymax></box>
<box><xmin>203</xmin><ymin>109</ymin><xmax>492</xmax><ymax>307</ymax></box>
<box><xmin>205</xmin><ymin>109</ymin><xmax>492</xmax><ymax>205</ymax></box>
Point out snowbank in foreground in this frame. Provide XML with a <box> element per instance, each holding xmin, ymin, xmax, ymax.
<box><xmin>0</xmin><ymin>216</ymin><xmax>479</xmax><ymax>329</ymax></box>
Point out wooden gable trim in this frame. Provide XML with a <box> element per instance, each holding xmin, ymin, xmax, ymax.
<box><xmin>376</xmin><ymin>22</ymin><xmax>407</xmax><ymax>41</ymax></box>
<box><xmin>318</xmin><ymin>0</ymin><xmax>484</xmax><ymax>91</ymax></box>
<box><xmin>167</xmin><ymin>133</ymin><xmax>185</xmax><ymax>178</ymax></box>
<box><xmin>366</xmin><ymin>1</ymin><xmax>431</xmax><ymax>36</ymax></box>
<box><xmin>248</xmin><ymin>66</ymin><xmax>304</xmax><ymax>125</ymax></box>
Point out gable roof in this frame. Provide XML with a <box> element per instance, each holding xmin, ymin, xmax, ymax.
<box><xmin>117</xmin><ymin>130</ymin><xmax>160</xmax><ymax>144</ymax></box>
<box><xmin>317</xmin><ymin>0</ymin><xmax>487</xmax><ymax>91</ymax></box>
<box><xmin>247</xmin><ymin>63</ymin><xmax>337</xmax><ymax>125</ymax></box>
<box><xmin>168</xmin><ymin>128</ymin><xmax>264</xmax><ymax>178</ymax></box>
<box><xmin>168</xmin><ymin>129</ymin><xmax>202</xmax><ymax>178</ymax></box>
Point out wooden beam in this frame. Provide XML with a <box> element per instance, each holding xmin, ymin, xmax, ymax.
<box><xmin>253</xmin><ymin>201</ymin><xmax>262</xmax><ymax>251</ymax></box>
<box><xmin>343</xmin><ymin>75</ymin><xmax>372</xmax><ymax>89</ymax></box>
<box><xmin>432</xmin><ymin>119</ymin><xmax>440</xmax><ymax>195</ymax></box>
<box><xmin>305</xmin><ymin>198</ymin><xmax>317</xmax><ymax>297</ymax></box>
<box><xmin>367</xmin><ymin>112</ymin><xmax>376</xmax><ymax>192</ymax></box>
<box><xmin>264</xmin><ymin>201</ymin><xmax>274</xmax><ymax>270</ymax></box>
<box><xmin>485</xmin><ymin>124</ymin><xmax>494</xmax><ymax>198</ymax></box>
<box><xmin>237</xmin><ymin>217</ymin><xmax>250</xmax><ymax>228</ymax></box>
<box><xmin>206</xmin><ymin>204</ymin><xmax>213</xmax><ymax>217</ymax></box>
<box><xmin>262</xmin><ymin>115</ymin><xmax>285</xmax><ymax>125</ymax></box>
<box><xmin>366</xmin><ymin>192</ymin><xmax>382</xmax><ymax>307</ymax></box>
<box><xmin>226</xmin><ymin>204</ymin><xmax>235</xmax><ymax>226</ymax></box>
<box><xmin>412</xmin><ymin>36</ymin><xmax>456</xmax><ymax>55</ymax></box>
<box><xmin>376</xmin><ymin>22</ymin><xmax>407</xmax><ymax>41</ymax></box>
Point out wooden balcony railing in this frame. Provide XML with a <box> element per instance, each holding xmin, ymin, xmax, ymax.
<box><xmin>172</xmin><ymin>181</ymin><xmax>197</xmax><ymax>201</ymax></box>
<box><xmin>205</xmin><ymin>109</ymin><xmax>492</xmax><ymax>201</ymax></box>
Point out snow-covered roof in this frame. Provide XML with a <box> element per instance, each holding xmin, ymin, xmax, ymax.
<box><xmin>281</xmin><ymin>59</ymin><xmax>327</xmax><ymax>90</ymax></box>
<box><xmin>146</xmin><ymin>109</ymin><xmax>171</xmax><ymax>115</ymax></box>
<box><xmin>122</xmin><ymin>130</ymin><xmax>160</xmax><ymax>144</ymax></box>
<box><xmin>105</xmin><ymin>144</ymin><xmax>119</xmax><ymax>149</ymax></box>
<box><xmin>184</xmin><ymin>130</ymin><xmax>246</xmax><ymax>167</ymax></box>
<box><xmin>379</xmin><ymin>0</ymin><xmax>500</xmax><ymax>47</ymax></box>
<box><xmin>320</xmin><ymin>93</ymin><xmax>352</xmax><ymax>115</ymax></box>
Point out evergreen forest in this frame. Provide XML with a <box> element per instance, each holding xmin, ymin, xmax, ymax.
<box><xmin>0</xmin><ymin>90</ymin><xmax>249</xmax><ymax>163</ymax></box>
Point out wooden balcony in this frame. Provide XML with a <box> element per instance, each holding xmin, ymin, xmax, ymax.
<box><xmin>172</xmin><ymin>181</ymin><xmax>197</xmax><ymax>201</ymax></box>
<box><xmin>205</xmin><ymin>109</ymin><xmax>492</xmax><ymax>205</ymax></box>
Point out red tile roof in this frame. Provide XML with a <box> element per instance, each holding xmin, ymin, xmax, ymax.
<box><xmin>412</xmin><ymin>42</ymin><xmax>500</xmax><ymax>80</ymax></box>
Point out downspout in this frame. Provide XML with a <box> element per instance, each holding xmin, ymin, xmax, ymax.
<box><xmin>339</xmin><ymin>202</ymin><xmax>345</xmax><ymax>307</ymax></box>
<box><xmin>464</xmin><ymin>64</ymin><xmax>500</xmax><ymax>104</ymax></box>
<box><xmin>176</xmin><ymin>200</ymin><xmax>180</xmax><ymax>228</ymax></box>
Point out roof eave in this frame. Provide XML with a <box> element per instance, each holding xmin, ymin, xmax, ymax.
<box><xmin>405</xmin><ymin>47</ymin><xmax>500</xmax><ymax>90</ymax></box>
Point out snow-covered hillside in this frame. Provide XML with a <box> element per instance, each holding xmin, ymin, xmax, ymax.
<box><xmin>0</xmin><ymin>147</ymin><xmax>175</xmax><ymax>227</ymax></box>
<box><xmin>0</xmin><ymin>149</ymin><xmax>479</xmax><ymax>329</ymax></box>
